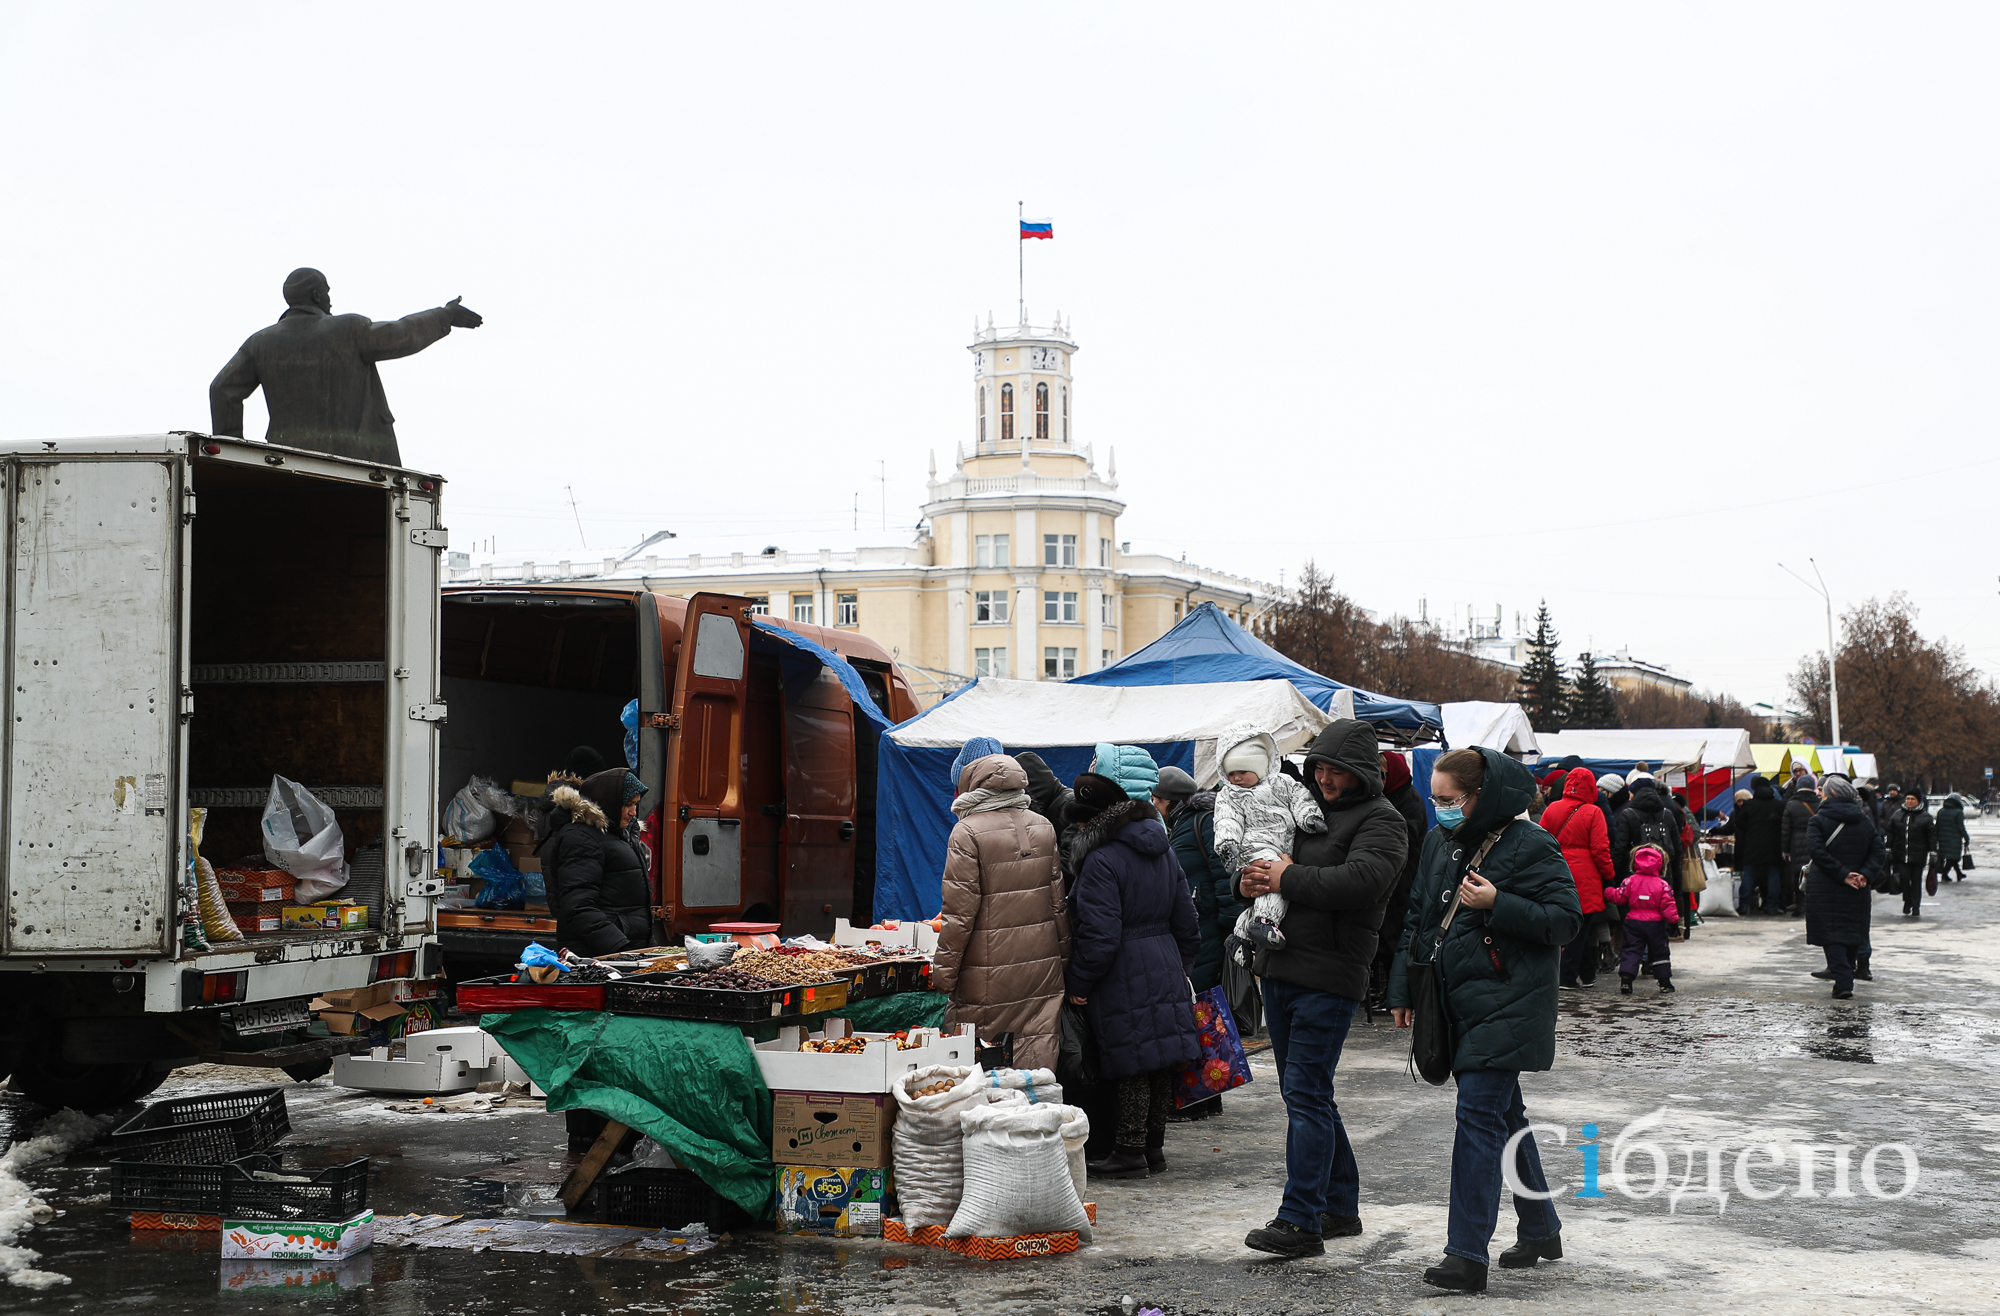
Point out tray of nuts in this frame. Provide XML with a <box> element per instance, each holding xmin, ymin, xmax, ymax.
<box><xmin>602</xmin><ymin>969</ymin><xmax>847</xmax><ymax>1023</ymax></box>
<box><xmin>739</xmin><ymin>947</ymin><xmax>932</xmax><ymax>1000</ymax></box>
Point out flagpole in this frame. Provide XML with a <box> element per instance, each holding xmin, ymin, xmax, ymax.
<box><xmin>1017</xmin><ymin>200</ymin><xmax>1024</xmax><ymax>326</ymax></box>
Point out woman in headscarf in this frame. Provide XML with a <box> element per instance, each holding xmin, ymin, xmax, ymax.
<box><xmin>932</xmin><ymin>741</ymin><xmax>1070</xmax><ymax>1070</ymax></box>
<box><xmin>1805</xmin><ymin>775</ymin><xmax>1885</xmax><ymax>999</ymax></box>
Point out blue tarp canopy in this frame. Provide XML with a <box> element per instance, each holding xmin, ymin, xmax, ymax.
<box><xmin>872</xmin><ymin>677</ymin><xmax>1332</xmax><ymax>922</ymax></box>
<box><xmin>1068</xmin><ymin>602</ymin><xmax>1442</xmax><ymax>742</ymax></box>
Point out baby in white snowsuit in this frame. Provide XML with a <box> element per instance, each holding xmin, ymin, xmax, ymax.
<box><xmin>1214</xmin><ymin>722</ymin><xmax>1325</xmax><ymax>950</ymax></box>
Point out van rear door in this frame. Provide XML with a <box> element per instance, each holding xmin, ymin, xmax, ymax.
<box><xmin>388</xmin><ymin>482</ymin><xmax>446</xmax><ymax>930</ymax></box>
<box><xmin>665</xmin><ymin>593</ymin><xmax>750</xmax><ymax>917</ymax></box>
<box><xmin>2</xmin><ymin>454</ymin><xmax>183</xmax><ymax>956</ymax></box>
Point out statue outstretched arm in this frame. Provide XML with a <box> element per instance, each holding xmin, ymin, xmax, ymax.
<box><xmin>362</xmin><ymin>298</ymin><xmax>481</xmax><ymax>363</ymax></box>
<box><xmin>209</xmin><ymin>347</ymin><xmax>258</xmax><ymax>438</ymax></box>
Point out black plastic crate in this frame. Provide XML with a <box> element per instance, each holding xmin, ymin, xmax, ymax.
<box><xmin>600</xmin><ymin>1166</ymin><xmax>724</xmax><ymax>1229</ymax></box>
<box><xmin>222</xmin><ymin>1153</ymin><xmax>370</xmax><ymax>1221</ymax></box>
<box><xmin>109</xmin><ymin>1087</ymin><xmax>290</xmax><ymax>1165</ymax></box>
<box><xmin>603</xmin><ymin>971</ymin><xmax>846</xmax><ymax>1023</ymax></box>
<box><xmin>109</xmin><ymin>1158</ymin><xmax>236</xmax><ymax>1213</ymax></box>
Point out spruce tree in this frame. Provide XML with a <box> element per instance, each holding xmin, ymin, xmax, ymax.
<box><xmin>1518</xmin><ymin>601</ymin><xmax>1568</xmax><ymax>732</ymax></box>
<box><xmin>1568</xmin><ymin>650</ymin><xmax>1621</xmax><ymax>728</ymax></box>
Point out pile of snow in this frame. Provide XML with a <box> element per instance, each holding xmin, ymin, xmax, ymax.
<box><xmin>0</xmin><ymin>1108</ymin><xmax>111</xmax><ymax>1289</ymax></box>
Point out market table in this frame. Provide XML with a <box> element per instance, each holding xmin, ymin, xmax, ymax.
<box><xmin>482</xmin><ymin>992</ymin><xmax>950</xmax><ymax>1216</ymax></box>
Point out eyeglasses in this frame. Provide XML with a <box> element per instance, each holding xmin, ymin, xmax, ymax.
<box><xmin>1433</xmin><ymin>789</ymin><xmax>1475</xmax><ymax>809</ymax></box>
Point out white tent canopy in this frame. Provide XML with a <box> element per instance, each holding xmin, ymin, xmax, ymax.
<box><xmin>891</xmin><ymin>677</ymin><xmax>1344</xmax><ymax>787</ymax></box>
<box><xmin>1442</xmin><ymin>701</ymin><xmax>1541</xmax><ymax>757</ymax></box>
<box><xmin>1534</xmin><ymin>727</ymin><xmax>1753</xmax><ymax>770</ymax></box>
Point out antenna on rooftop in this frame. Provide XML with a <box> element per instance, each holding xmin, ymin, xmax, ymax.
<box><xmin>565</xmin><ymin>487</ymin><xmax>586</xmax><ymax>549</ymax></box>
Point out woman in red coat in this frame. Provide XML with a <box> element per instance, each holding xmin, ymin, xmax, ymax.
<box><xmin>1539</xmin><ymin>766</ymin><xmax>1614</xmax><ymax>989</ymax></box>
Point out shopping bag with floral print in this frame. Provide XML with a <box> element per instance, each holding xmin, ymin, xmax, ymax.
<box><xmin>1173</xmin><ymin>985</ymin><xmax>1253</xmax><ymax>1108</ymax></box>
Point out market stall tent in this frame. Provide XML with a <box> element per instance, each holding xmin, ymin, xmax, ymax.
<box><xmin>1533</xmin><ymin>728</ymin><xmax>1753</xmax><ymax>771</ymax></box>
<box><xmin>1531</xmin><ymin>733</ymin><xmax>1711</xmax><ymax>773</ymax></box>
<box><xmin>1441</xmin><ymin>701</ymin><xmax>1541</xmax><ymax>756</ymax></box>
<box><xmin>873</xmin><ymin>677</ymin><xmax>1332</xmax><ymax>921</ymax></box>
<box><xmin>1750</xmin><ymin>744</ymin><xmax>1796</xmax><ymax>779</ymax></box>
<box><xmin>1066</xmin><ymin>601</ymin><xmax>1442</xmax><ymax>742</ymax></box>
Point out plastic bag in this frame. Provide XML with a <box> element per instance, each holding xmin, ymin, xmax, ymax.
<box><xmin>684</xmin><ymin>936</ymin><xmax>739</xmax><ymax>970</ymax></box>
<box><xmin>261</xmin><ymin>776</ymin><xmax>348</xmax><ymax>901</ymax></box>
<box><xmin>442</xmin><ymin>776</ymin><xmax>507</xmax><ymax>845</ymax></box>
<box><xmin>472</xmin><ymin>848</ymin><xmax>527</xmax><ymax>910</ymax></box>
<box><xmin>519</xmin><ymin>942</ymin><xmax>567</xmax><ymax>972</ymax></box>
<box><xmin>891</xmin><ymin>1064</ymin><xmax>988</xmax><ymax>1229</ymax></box>
<box><xmin>946</xmin><ymin>1101</ymin><xmax>1092</xmax><ymax>1241</ymax></box>
<box><xmin>622</xmin><ymin>699</ymin><xmax>640</xmax><ymax>770</ymax></box>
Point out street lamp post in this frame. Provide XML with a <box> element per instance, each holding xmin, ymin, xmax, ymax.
<box><xmin>1779</xmin><ymin>559</ymin><xmax>1841</xmax><ymax>747</ymax></box>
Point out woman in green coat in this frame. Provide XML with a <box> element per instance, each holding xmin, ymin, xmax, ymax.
<box><xmin>1389</xmin><ymin>747</ymin><xmax>1582</xmax><ymax>1294</ymax></box>
<box><xmin>1935</xmin><ymin>794</ymin><xmax>1971</xmax><ymax>883</ymax></box>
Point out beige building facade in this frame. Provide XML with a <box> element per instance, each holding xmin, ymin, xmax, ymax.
<box><xmin>451</xmin><ymin>318</ymin><xmax>1276</xmax><ymax>705</ymax></box>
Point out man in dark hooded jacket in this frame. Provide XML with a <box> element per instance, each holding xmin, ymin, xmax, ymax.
<box><xmin>1236</xmin><ymin>720</ymin><xmax>1409</xmax><ymax>1259</ymax></box>
<box><xmin>1720</xmin><ymin>776</ymin><xmax>1785</xmax><ymax>913</ymax></box>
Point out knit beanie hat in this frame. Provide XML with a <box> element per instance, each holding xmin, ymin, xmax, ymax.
<box><xmin>1596</xmin><ymin>774</ymin><xmax>1625</xmax><ymax>793</ymax></box>
<box><xmin>950</xmin><ymin>736</ymin><xmax>1006</xmax><ymax>790</ymax></box>
<box><xmin>1154</xmin><ymin>766</ymin><xmax>1198</xmax><ymax>802</ymax></box>
<box><xmin>1380</xmin><ymin>751</ymin><xmax>1412</xmax><ymax>794</ymax></box>
<box><xmin>1221</xmin><ymin>741</ymin><xmax>1269</xmax><ymax>779</ymax></box>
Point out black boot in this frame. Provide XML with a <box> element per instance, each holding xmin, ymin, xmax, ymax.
<box><xmin>1658</xmin><ymin>977</ymin><xmax>1675</xmax><ymax>993</ymax></box>
<box><xmin>1498</xmin><ymin>1231</ymin><xmax>1563</xmax><ymax>1269</ymax></box>
<box><xmin>1619</xmin><ymin>975</ymin><xmax>1634</xmax><ymax>995</ymax></box>
<box><xmin>1145</xmin><ymin>1127</ymin><xmax>1166</xmax><ymax>1174</ymax></box>
<box><xmin>1086</xmin><ymin>1147</ymin><xmax>1150</xmax><ymax>1179</ymax></box>
<box><xmin>1422</xmin><ymin>1255</ymin><xmax>1488</xmax><ymax>1292</ymax></box>
<box><xmin>1243</xmin><ymin>1218</ymin><xmax>1324</xmax><ymax>1258</ymax></box>
<box><xmin>1855</xmin><ymin>957</ymin><xmax>1873</xmax><ymax>981</ymax></box>
<box><xmin>1811</xmin><ymin>968</ymin><xmax>1836</xmax><ymax>980</ymax></box>
<box><xmin>1318</xmin><ymin>1212</ymin><xmax>1363</xmax><ymax>1237</ymax></box>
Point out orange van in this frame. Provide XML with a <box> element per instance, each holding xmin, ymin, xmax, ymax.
<box><xmin>435</xmin><ymin>586</ymin><xmax>918</xmax><ymax>975</ymax></box>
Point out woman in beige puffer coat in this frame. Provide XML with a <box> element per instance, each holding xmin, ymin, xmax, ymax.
<box><xmin>933</xmin><ymin>753</ymin><xmax>1071</xmax><ymax>1071</ymax></box>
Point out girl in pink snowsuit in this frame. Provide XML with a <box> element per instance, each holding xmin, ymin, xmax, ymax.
<box><xmin>1604</xmin><ymin>844</ymin><xmax>1678</xmax><ymax>995</ymax></box>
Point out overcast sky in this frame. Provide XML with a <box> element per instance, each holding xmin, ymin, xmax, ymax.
<box><xmin>5</xmin><ymin>3</ymin><xmax>1996</xmax><ymax>705</ymax></box>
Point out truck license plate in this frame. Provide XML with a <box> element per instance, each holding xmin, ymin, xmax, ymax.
<box><xmin>222</xmin><ymin>998</ymin><xmax>312</xmax><ymax>1037</ymax></box>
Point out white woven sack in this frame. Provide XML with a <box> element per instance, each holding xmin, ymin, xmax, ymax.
<box><xmin>1055</xmin><ymin>1103</ymin><xmax>1090</xmax><ymax>1205</ymax></box>
<box><xmin>979</xmin><ymin>1067</ymin><xmax>1063</xmax><ymax>1105</ymax></box>
<box><xmin>1698</xmin><ymin>857</ymin><xmax>1737</xmax><ymax>917</ymax></box>
<box><xmin>945</xmin><ymin>1101</ymin><xmax>1092</xmax><ymax>1241</ymax></box>
<box><xmin>891</xmin><ymin>1064</ymin><xmax>987</xmax><ymax>1228</ymax></box>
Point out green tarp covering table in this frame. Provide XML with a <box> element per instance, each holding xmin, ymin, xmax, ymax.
<box><xmin>482</xmin><ymin>992</ymin><xmax>949</xmax><ymax>1216</ymax></box>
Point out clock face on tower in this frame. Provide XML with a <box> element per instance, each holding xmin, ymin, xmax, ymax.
<box><xmin>1029</xmin><ymin>346</ymin><xmax>1058</xmax><ymax>370</ymax></box>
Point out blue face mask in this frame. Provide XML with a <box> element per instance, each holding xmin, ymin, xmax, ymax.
<box><xmin>1434</xmin><ymin>805</ymin><xmax>1464</xmax><ymax>829</ymax></box>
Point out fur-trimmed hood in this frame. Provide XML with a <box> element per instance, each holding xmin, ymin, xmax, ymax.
<box><xmin>548</xmin><ymin>782</ymin><xmax>608</xmax><ymax>831</ymax></box>
<box><xmin>1070</xmin><ymin>796</ymin><xmax>1164</xmax><ymax>871</ymax></box>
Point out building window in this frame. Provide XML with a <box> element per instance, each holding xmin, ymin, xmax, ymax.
<box><xmin>974</xmin><ymin>590</ymin><xmax>1010</xmax><ymax>623</ymax></box>
<box><xmin>836</xmin><ymin>593</ymin><xmax>858</xmax><ymax>627</ymax></box>
<box><xmin>791</xmin><ymin>593</ymin><xmax>815</xmax><ymax>624</ymax></box>
<box><xmin>1044</xmin><ymin>646</ymin><xmax>1077</xmax><ymax>680</ymax></box>
<box><xmin>1062</xmin><ymin>386</ymin><xmax>1068</xmax><ymax>442</ymax></box>
<box><xmin>975</xmin><ymin>533</ymin><xmax>1011</xmax><ymax>568</ymax></box>
<box><xmin>1034</xmin><ymin>381</ymin><xmax>1049</xmax><ymax>441</ymax></box>
<box><xmin>747</xmin><ymin>596</ymin><xmax>770</xmax><ymax>615</ymax></box>
<box><xmin>1102</xmin><ymin>648</ymin><xmax>1114</xmax><ymax>667</ymax></box>
<box><xmin>978</xmin><ymin>386</ymin><xmax>986</xmax><ymax>447</ymax></box>
<box><xmin>975</xmin><ymin>646</ymin><xmax>1008</xmax><ymax>678</ymax></box>
<box><xmin>1099</xmin><ymin>538</ymin><xmax>1111</xmax><ymax>567</ymax></box>
<box><xmin>1043</xmin><ymin>533</ymin><xmax>1076</xmax><ymax>567</ymax></box>
<box><xmin>1000</xmin><ymin>383</ymin><xmax>1014</xmax><ymax>443</ymax></box>
<box><xmin>1101</xmin><ymin>592</ymin><xmax>1117</xmax><ymax>625</ymax></box>
<box><xmin>1043</xmin><ymin>591</ymin><xmax>1078</xmax><ymax>623</ymax></box>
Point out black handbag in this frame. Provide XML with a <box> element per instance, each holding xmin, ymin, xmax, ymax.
<box><xmin>1408</xmin><ymin>827</ymin><xmax>1508</xmax><ymax>1086</ymax></box>
<box><xmin>1222</xmin><ymin>939</ymin><xmax>1264</xmax><ymax>1038</ymax></box>
<box><xmin>1056</xmin><ymin>1001</ymin><xmax>1099</xmax><ymax>1099</ymax></box>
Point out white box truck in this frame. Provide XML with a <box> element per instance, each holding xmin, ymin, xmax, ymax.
<box><xmin>0</xmin><ymin>433</ymin><xmax>448</xmax><ymax>1110</ymax></box>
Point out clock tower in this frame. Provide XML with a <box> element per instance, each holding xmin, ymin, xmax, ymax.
<box><xmin>924</xmin><ymin>314</ymin><xmax>1124</xmax><ymax>682</ymax></box>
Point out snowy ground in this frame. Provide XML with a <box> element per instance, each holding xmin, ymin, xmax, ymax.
<box><xmin>5</xmin><ymin>821</ymin><xmax>2000</xmax><ymax>1314</ymax></box>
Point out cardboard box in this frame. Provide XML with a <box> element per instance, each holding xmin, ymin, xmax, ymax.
<box><xmin>508</xmin><ymin>781</ymin><xmax>546</xmax><ymax>800</ymax></box>
<box><xmin>883</xmin><ymin>1203</ymin><xmax>1095</xmax><ymax>1258</ymax></box>
<box><xmin>319</xmin><ymin>1001</ymin><xmax>405</xmax><ymax>1037</ymax></box>
<box><xmin>770</xmin><ymin>1091</ymin><xmax>893</xmax><ymax>1168</ymax></box>
<box><xmin>222</xmin><ymin>1211</ymin><xmax>373</xmax><ymax>1261</ymax></box>
<box><xmin>831</xmin><ymin>917</ymin><xmax>940</xmax><ymax>956</ymax></box>
<box><xmin>314</xmin><ymin>982</ymin><xmax>396</xmax><ymax>1012</ymax></box>
<box><xmin>774</xmin><ymin>1166</ymin><xmax>891</xmax><ymax>1237</ymax></box>
<box><xmin>283</xmin><ymin>902</ymin><xmax>368</xmax><ymax>931</ymax></box>
<box><xmin>500</xmin><ymin>815</ymin><xmax>537</xmax><ymax>845</ymax></box>
<box><xmin>217</xmin><ymin>872</ymin><xmax>295</xmax><ymax>903</ymax></box>
<box><xmin>752</xmin><ymin>1021</ymin><xmax>977</xmax><ymax>1095</ymax></box>
<box><xmin>220</xmin><ymin>1255</ymin><xmax>372</xmax><ymax>1291</ymax></box>
<box><xmin>234</xmin><ymin>914</ymin><xmax>283</xmax><ymax>935</ymax></box>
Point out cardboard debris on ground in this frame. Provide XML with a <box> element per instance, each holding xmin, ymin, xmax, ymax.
<box><xmin>382</xmin><ymin>1090</ymin><xmax>542</xmax><ymax>1115</ymax></box>
<box><xmin>372</xmin><ymin>1214</ymin><xmax>720</xmax><ymax>1260</ymax></box>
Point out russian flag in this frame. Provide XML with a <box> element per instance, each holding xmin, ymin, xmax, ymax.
<box><xmin>1019</xmin><ymin>217</ymin><xmax>1053</xmax><ymax>240</ymax></box>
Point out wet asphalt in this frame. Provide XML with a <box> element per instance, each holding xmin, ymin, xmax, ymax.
<box><xmin>7</xmin><ymin>822</ymin><xmax>2000</xmax><ymax>1315</ymax></box>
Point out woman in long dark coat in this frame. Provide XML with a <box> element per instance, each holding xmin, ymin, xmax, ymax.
<box><xmin>1805</xmin><ymin>776</ymin><xmax>1885</xmax><ymax>999</ymax></box>
<box><xmin>1064</xmin><ymin>769</ymin><xmax>1201</xmax><ymax>1180</ymax></box>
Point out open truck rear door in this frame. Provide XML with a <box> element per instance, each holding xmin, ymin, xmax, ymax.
<box><xmin>3</xmin><ymin>454</ymin><xmax>182</xmax><ymax>956</ymax></box>
<box><xmin>664</xmin><ymin>593</ymin><xmax>751</xmax><ymax>920</ymax></box>
<box><xmin>388</xmin><ymin>481</ymin><xmax>447</xmax><ymax>932</ymax></box>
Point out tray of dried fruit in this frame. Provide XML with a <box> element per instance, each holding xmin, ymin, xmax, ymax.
<box><xmin>601</xmin><ymin>953</ymin><xmax>850</xmax><ymax>1024</ymax></box>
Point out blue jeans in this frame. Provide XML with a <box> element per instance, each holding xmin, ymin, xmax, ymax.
<box><xmin>1262</xmin><ymin>976</ymin><xmax>1359</xmax><ymax>1229</ymax></box>
<box><xmin>1447</xmin><ymin>1069</ymin><xmax>1560</xmax><ymax>1266</ymax></box>
<box><xmin>1739</xmin><ymin>861</ymin><xmax>1785</xmax><ymax>911</ymax></box>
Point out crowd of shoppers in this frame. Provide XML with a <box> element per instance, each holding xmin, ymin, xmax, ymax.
<box><xmin>927</xmin><ymin>723</ymin><xmax>1977</xmax><ymax>1297</ymax></box>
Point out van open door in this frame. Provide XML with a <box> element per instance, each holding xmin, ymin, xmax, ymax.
<box><xmin>664</xmin><ymin>593</ymin><xmax>751</xmax><ymax>921</ymax></box>
<box><xmin>780</xmin><ymin>667</ymin><xmax>858</xmax><ymax>938</ymax></box>
<box><xmin>3</xmin><ymin>455</ymin><xmax>183</xmax><ymax>956</ymax></box>
<box><xmin>388</xmin><ymin>482</ymin><xmax>446</xmax><ymax>931</ymax></box>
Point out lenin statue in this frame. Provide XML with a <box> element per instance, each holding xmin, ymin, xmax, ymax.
<box><xmin>209</xmin><ymin>268</ymin><xmax>483</xmax><ymax>466</ymax></box>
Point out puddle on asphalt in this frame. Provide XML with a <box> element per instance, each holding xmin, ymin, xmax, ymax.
<box><xmin>1555</xmin><ymin>994</ymin><xmax>1992</xmax><ymax>1070</ymax></box>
